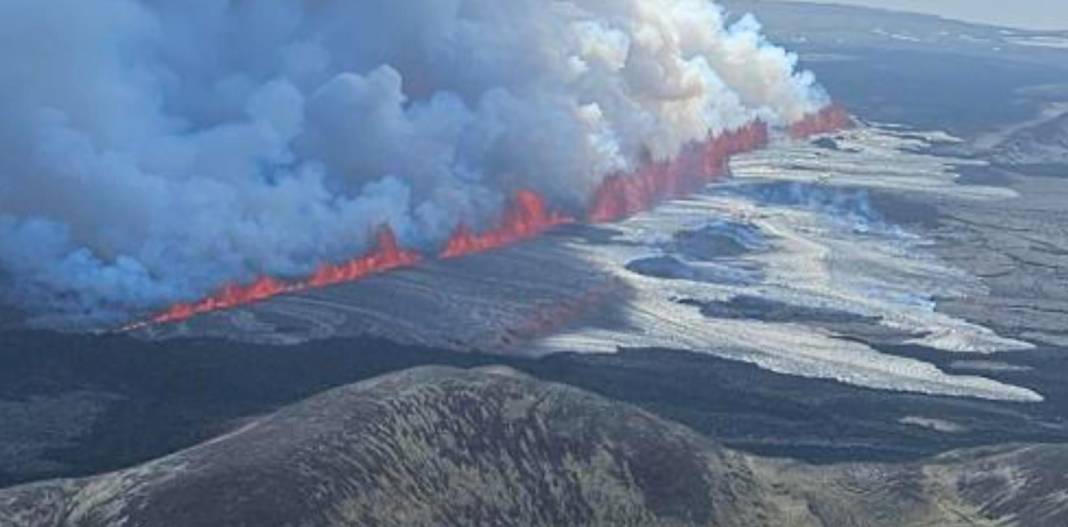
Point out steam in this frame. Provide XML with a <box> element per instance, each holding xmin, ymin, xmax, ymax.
<box><xmin>0</xmin><ymin>0</ymin><xmax>831</xmax><ymax>325</ymax></box>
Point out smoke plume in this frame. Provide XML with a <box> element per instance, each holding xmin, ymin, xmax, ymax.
<box><xmin>0</xmin><ymin>0</ymin><xmax>832</xmax><ymax>325</ymax></box>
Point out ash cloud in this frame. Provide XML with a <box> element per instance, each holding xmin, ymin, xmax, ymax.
<box><xmin>0</xmin><ymin>0</ymin><xmax>831</xmax><ymax>325</ymax></box>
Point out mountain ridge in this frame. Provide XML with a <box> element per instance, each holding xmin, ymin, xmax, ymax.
<box><xmin>3</xmin><ymin>366</ymin><xmax>1067</xmax><ymax>526</ymax></box>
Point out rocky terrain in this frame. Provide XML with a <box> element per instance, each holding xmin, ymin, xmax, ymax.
<box><xmin>3</xmin><ymin>3</ymin><xmax>1068</xmax><ymax>526</ymax></box>
<box><xmin>2</xmin><ymin>366</ymin><xmax>1066</xmax><ymax>527</ymax></box>
<box><xmin>124</xmin><ymin>0</ymin><xmax>1068</xmax><ymax>406</ymax></box>
<box><xmin>133</xmin><ymin>231</ymin><xmax>628</xmax><ymax>351</ymax></box>
<box><xmin>991</xmin><ymin>110</ymin><xmax>1068</xmax><ymax>168</ymax></box>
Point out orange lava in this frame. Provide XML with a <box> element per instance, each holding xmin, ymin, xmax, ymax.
<box><xmin>589</xmin><ymin>121</ymin><xmax>770</xmax><ymax>223</ymax></box>
<box><xmin>305</xmin><ymin>226</ymin><xmax>422</xmax><ymax>289</ymax></box>
<box><xmin>151</xmin><ymin>276</ymin><xmax>291</xmax><ymax>324</ymax></box>
<box><xmin>440</xmin><ymin>190</ymin><xmax>574</xmax><ymax>259</ymax></box>
<box><xmin>789</xmin><ymin>104</ymin><xmax>854</xmax><ymax>139</ymax></box>
<box><xmin>139</xmin><ymin>106</ymin><xmax>853</xmax><ymax>329</ymax></box>
<box><xmin>151</xmin><ymin>226</ymin><xmax>421</xmax><ymax>324</ymax></box>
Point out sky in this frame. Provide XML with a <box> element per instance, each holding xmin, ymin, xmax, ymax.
<box><xmin>779</xmin><ymin>0</ymin><xmax>1068</xmax><ymax>31</ymax></box>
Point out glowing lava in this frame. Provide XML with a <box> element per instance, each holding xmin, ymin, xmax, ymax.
<box><xmin>305</xmin><ymin>226</ymin><xmax>422</xmax><ymax>289</ymax></box>
<box><xmin>589</xmin><ymin>122</ymin><xmax>770</xmax><ymax>223</ymax></box>
<box><xmin>151</xmin><ymin>226</ymin><xmax>420</xmax><ymax>324</ymax></box>
<box><xmin>789</xmin><ymin>104</ymin><xmax>854</xmax><ymax>139</ymax></box>
<box><xmin>146</xmin><ymin>193</ymin><xmax>567</xmax><ymax>326</ymax></box>
<box><xmin>138</xmin><ymin>107</ymin><xmax>851</xmax><ymax>329</ymax></box>
<box><xmin>152</xmin><ymin>276</ymin><xmax>292</xmax><ymax>324</ymax></box>
<box><xmin>441</xmin><ymin>190</ymin><xmax>574</xmax><ymax>259</ymax></box>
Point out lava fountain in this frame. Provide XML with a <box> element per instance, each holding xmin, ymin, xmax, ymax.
<box><xmin>149</xmin><ymin>226</ymin><xmax>421</xmax><ymax>325</ymax></box>
<box><xmin>588</xmin><ymin>122</ymin><xmax>770</xmax><ymax>223</ymax></box>
<box><xmin>789</xmin><ymin>105</ymin><xmax>854</xmax><ymax>139</ymax></box>
<box><xmin>440</xmin><ymin>190</ymin><xmax>574</xmax><ymax>259</ymax></box>
<box><xmin>305</xmin><ymin>226</ymin><xmax>422</xmax><ymax>289</ymax></box>
<box><xmin>137</xmin><ymin>110</ymin><xmax>850</xmax><ymax>329</ymax></box>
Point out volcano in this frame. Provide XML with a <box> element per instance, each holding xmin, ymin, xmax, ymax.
<box><xmin>589</xmin><ymin>122</ymin><xmax>771</xmax><ymax>223</ymax></box>
<box><xmin>149</xmin><ymin>226</ymin><xmax>421</xmax><ymax>325</ymax></box>
<box><xmin>139</xmin><ymin>113</ymin><xmax>848</xmax><ymax>329</ymax></box>
<box><xmin>789</xmin><ymin>105</ymin><xmax>854</xmax><ymax>139</ymax></box>
<box><xmin>440</xmin><ymin>190</ymin><xmax>573</xmax><ymax>259</ymax></box>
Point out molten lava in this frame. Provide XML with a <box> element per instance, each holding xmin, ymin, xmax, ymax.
<box><xmin>789</xmin><ymin>104</ymin><xmax>854</xmax><ymax>139</ymax></box>
<box><xmin>589</xmin><ymin>121</ymin><xmax>770</xmax><ymax>223</ymax></box>
<box><xmin>152</xmin><ymin>226</ymin><xmax>420</xmax><ymax>324</ymax></box>
<box><xmin>139</xmin><ymin>106</ymin><xmax>852</xmax><ymax>329</ymax></box>
<box><xmin>305</xmin><ymin>226</ymin><xmax>422</xmax><ymax>289</ymax></box>
<box><xmin>440</xmin><ymin>190</ymin><xmax>574</xmax><ymax>259</ymax></box>
<box><xmin>149</xmin><ymin>193</ymin><xmax>569</xmax><ymax>325</ymax></box>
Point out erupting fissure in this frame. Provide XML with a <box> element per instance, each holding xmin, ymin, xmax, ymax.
<box><xmin>588</xmin><ymin>122</ymin><xmax>771</xmax><ymax>223</ymax></box>
<box><xmin>440</xmin><ymin>190</ymin><xmax>573</xmax><ymax>259</ymax></box>
<box><xmin>139</xmin><ymin>112</ymin><xmax>851</xmax><ymax>328</ymax></box>
<box><xmin>147</xmin><ymin>226</ymin><xmax>421</xmax><ymax>325</ymax></box>
<box><xmin>789</xmin><ymin>105</ymin><xmax>853</xmax><ymax>139</ymax></box>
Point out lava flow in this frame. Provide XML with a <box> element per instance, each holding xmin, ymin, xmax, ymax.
<box><xmin>305</xmin><ymin>226</ymin><xmax>422</xmax><ymax>289</ymax></box>
<box><xmin>136</xmin><ymin>109</ymin><xmax>850</xmax><ymax>329</ymax></box>
<box><xmin>440</xmin><ymin>190</ymin><xmax>574</xmax><ymax>259</ymax></box>
<box><xmin>789</xmin><ymin>104</ymin><xmax>854</xmax><ymax>139</ymax></box>
<box><xmin>150</xmin><ymin>226</ymin><xmax>420</xmax><ymax>325</ymax></box>
<box><xmin>589</xmin><ymin>121</ymin><xmax>770</xmax><ymax>223</ymax></box>
<box><xmin>151</xmin><ymin>275</ymin><xmax>293</xmax><ymax>325</ymax></box>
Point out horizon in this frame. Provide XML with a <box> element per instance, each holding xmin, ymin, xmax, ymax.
<box><xmin>775</xmin><ymin>0</ymin><xmax>1068</xmax><ymax>31</ymax></box>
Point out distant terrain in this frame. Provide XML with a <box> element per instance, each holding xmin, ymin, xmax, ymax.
<box><xmin>3</xmin><ymin>367</ymin><xmax>1066</xmax><ymax>527</ymax></box>
<box><xmin>724</xmin><ymin>0</ymin><xmax>1068</xmax><ymax>135</ymax></box>
<box><xmin>3</xmin><ymin>2</ymin><xmax>1068</xmax><ymax>525</ymax></box>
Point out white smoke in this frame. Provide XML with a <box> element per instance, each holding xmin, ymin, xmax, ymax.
<box><xmin>0</xmin><ymin>0</ymin><xmax>831</xmax><ymax>325</ymax></box>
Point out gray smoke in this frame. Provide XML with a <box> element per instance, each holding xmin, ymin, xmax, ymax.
<box><xmin>0</xmin><ymin>0</ymin><xmax>831</xmax><ymax>325</ymax></box>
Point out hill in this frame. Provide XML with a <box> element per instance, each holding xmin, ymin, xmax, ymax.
<box><xmin>3</xmin><ymin>366</ymin><xmax>1067</xmax><ymax>526</ymax></box>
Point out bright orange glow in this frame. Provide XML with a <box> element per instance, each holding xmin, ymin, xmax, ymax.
<box><xmin>304</xmin><ymin>226</ymin><xmax>422</xmax><ymax>289</ymax></box>
<box><xmin>138</xmin><ymin>107</ymin><xmax>851</xmax><ymax>328</ymax></box>
<box><xmin>440</xmin><ymin>190</ymin><xmax>573</xmax><ymax>259</ymax></box>
<box><xmin>789</xmin><ymin>104</ymin><xmax>854</xmax><ymax>139</ymax></box>
<box><xmin>151</xmin><ymin>226</ymin><xmax>420</xmax><ymax>324</ymax></box>
<box><xmin>588</xmin><ymin>122</ymin><xmax>770</xmax><ymax>223</ymax></box>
